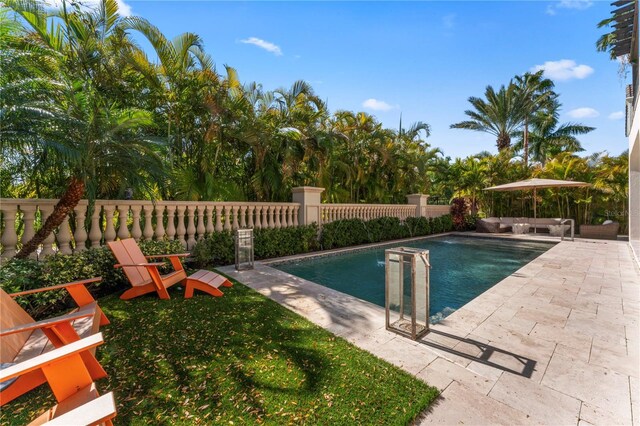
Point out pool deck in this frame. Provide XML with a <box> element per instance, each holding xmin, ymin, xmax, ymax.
<box><xmin>218</xmin><ymin>235</ymin><xmax>640</xmax><ymax>425</ymax></box>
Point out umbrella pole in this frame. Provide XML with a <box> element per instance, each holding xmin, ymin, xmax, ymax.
<box><xmin>534</xmin><ymin>187</ymin><xmax>537</xmax><ymax>234</ymax></box>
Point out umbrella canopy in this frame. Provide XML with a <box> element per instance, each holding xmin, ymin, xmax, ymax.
<box><xmin>484</xmin><ymin>178</ymin><xmax>591</xmax><ymax>233</ymax></box>
<box><xmin>484</xmin><ymin>178</ymin><xmax>591</xmax><ymax>192</ymax></box>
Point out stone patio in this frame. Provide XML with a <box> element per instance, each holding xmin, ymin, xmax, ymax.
<box><xmin>218</xmin><ymin>236</ymin><xmax>640</xmax><ymax>425</ymax></box>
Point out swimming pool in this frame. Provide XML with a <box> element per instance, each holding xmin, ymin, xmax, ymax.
<box><xmin>274</xmin><ymin>236</ymin><xmax>554</xmax><ymax>321</ymax></box>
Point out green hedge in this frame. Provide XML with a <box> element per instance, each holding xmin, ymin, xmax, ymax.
<box><xmin>191</xmin><ymin>224</ymin><xmax>319</xmax><ymax>267</ymax></box>
<box><xmin>0</xmin><ymin>239</ymin><xmax>184</xmax><ymax>318</ymax></box>
<box><xmin>320</xmin><ymin>215</ymin><xmax>454</xmax><ymax>250</ymax></box>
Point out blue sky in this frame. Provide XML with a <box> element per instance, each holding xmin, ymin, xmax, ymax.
<box><xmin>122</xmin><ymin>0</ymin><xmax>629</xmax><ymax>159</ymax></box>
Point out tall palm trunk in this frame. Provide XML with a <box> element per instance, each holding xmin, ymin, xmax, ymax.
<box><xmin>15</xmin><ymin>177</ymin><xmax>85</xmax><ymax>259</ymax></box>
<box><xmin>523</xmin><ymin>119</ymin><xmax>529</xmax><ymax>168</ymax></box>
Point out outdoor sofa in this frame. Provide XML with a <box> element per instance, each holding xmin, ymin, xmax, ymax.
<box><xmin>579</xmin><ymin>222</ymin><xmax>620</xmax><ymax>240</ymax></box>
<box><xmin>476</xmin><ymin>217</ymin><xmax>564</xmax><ymax>234</ymax></box>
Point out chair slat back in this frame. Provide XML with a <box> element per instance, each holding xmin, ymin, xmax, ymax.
<box><xmin>0</xmin><ymin>289</ymin><xmax>35</xmax><ymax>363</ymax></box>
<box><xmin>107</xmin><ymin>239</ymin><xmax>151</xmax><ymax>287</ymax></box>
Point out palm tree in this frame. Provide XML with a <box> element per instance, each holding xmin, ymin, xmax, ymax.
<box><xmin>451</xmin><ymin>84</ymin><xmax>525</xmax><ymax>151</ymax></box>
<box><xmin>514</xmin><ymin>100</ymin><xmax>593</xmax><ymax>165</ymax></box>
<box><xmin>513</xmin><ymin>71</ymin><xmax>556</xmax><ymax>167</ymax></box>
<box><xmin>3</xmin><ymin>0</ymin><xmax>165</xmax><ymax>258</ymax></box>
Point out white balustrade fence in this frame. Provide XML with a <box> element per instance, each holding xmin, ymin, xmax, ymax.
<box><xmin>0</xmin><ymin>189</ymin><xmax>451</xmax><ymax>260</ymax></box>
<box><xmin>320</xmin><ymin>204</ymin><xmax>416</xmax><ymax>224</ymax></box>
<box><xmin>0</xmin><ymin>199</ymin><xmax>299</xmax><ymax>259</ymax></box>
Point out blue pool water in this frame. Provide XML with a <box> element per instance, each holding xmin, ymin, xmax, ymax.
<box><xmin>274</xmin><ymin>236</ymin><xmax>554</xmax><ymax>321</ymax></box>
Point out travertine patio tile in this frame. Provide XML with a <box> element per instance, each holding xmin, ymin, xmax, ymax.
<box><xmin>529</xmin><ymin>323</ymin><xmax>592</xmax><ymax>350</ymax></box>
<box><xmin>515</xmin><ymin>305</ymin><xmax>569</xmax><ymax>327</ymax></box>
<box><xmin>414</xmin><ymin>365</ymin><xmax>453</xmax><ymax>392</ymax></box>
<box><xmin>554</xmin><ymin>342</ymin><xmax>591</xmax><ymax>363</ymax></box>
<box><xmin>489</xmin><ymin>372</ymin><xmax>581</xmax><ymax>425</ymax></box>
<box><xmin>542</xmin><ymin>353</ymin><xmax>632</xmax><ymax>423</ymax></box>
<box><xmin>580</xmin><ymin>401</ymin><xmax>633</xmax><ymax>426</ymax></box>
<box><xmin>589</xmin><ymin>345</ymin><xmax>640</xmax><ymax>378</ymax></box>
<box><xmin>424</xmin><ymin>357</ymin><xmax>497</xmax><ymax>395</ymax></box>
<box><xmin>418</xmin><ymin>381</ymin><xmax>534</xmax><ymax>425</ymax></box>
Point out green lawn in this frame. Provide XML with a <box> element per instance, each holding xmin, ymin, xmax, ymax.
<box><xmin>2</xmin><ymin>280</ymin><xmax>438</xmax><ymax>425</ymax></box>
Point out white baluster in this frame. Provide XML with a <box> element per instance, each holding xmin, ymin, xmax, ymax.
<box><xmin>175</xmin><ymin>205</ymin><xmax>187</xmax><ymax>247</ymax></box>
<box><xmin>262</xmin><ymin>205</ymin><xmax>269</xmax><ymax>228</ymax></box>
<box><xmin>154</xmin><ymin>205</ymin><xmax>166</xmax><ymax>240</ymax></box>
<box><xmin>268</xmin><ymin>206</ymin><xmax>275</xmax><ymax>228</ymax></box>
<box><xmin>205</xmin><ymin>205</ymin><xmax>214</xmax><ymax>236</ymax></box>
<box><xmin>57</xmin><ymin>215</ymin><xmax>73</xmax><ymax>255</ymax></box>
<box><xmin>89</xmin><ymin>204</ymin><xmax>103</xmax><ymax>247</ymax></box>
<box><xmin>231</xmin><ymin>205</ymin><xmax>239</xmax><ymax>230</ymax></box>
<box><xmin>274</xmin><ymin>206</ymin><xmax>282</xmax><ymax>228</ymax></box>
<box><xmin>166</xmin><ymin>205</ymin><xmax>177</xmax><ymax>241</ymax></box>
<box><xmin>214</xmin><ymin>205</ymin><xmax>223</xmax><ymax>232</ymax></box>
<box><xmin>39</xmin><ymin>205</ymin><xmax>56</xmax><ymax>257</ymax></box>
<box><xmin>196</xmin><ymin>207</ymin><xmax>206</xmax><ymax>241</ymax></box>
<box><xmin>130</xmin><ymin>205</ymin><xmax>142</xmax><ymax>241</ymax></box>
<box><xmin>247</xmin><ymin>206</ymin><xmax>255</xmax><ymax>228</ymax></box>
<box><xmin>186</xmin><ymin>206</ymin><xmax>196</xmax><ymax>249</ymax></box>
<box><xmin>103</xmin><ymin>205</ymin><xmax>116</xmax><ymax>242</ymax></box>
<box><xmin>116</xmin><ymin>205</ymin><xmax>130</xmax><ymax>240</ymax></box>
<box><xmin>285</xmin><ymin>206</ymin><xmax>292</xmax><ymax>227</ymax></box>
<box><xmin>239</xmin><ymin>205</ymin><xmax>247</xmax><ymax>228</ymax></box>
<box><xmin>73</xmin><ymin>203</ymin><xmax>88</xmax><ymax>252</ymax></box>
<box><xmin>20</xmin><ymin>205</ymin><xmax>37</xmax><ymax>258</ymax></box>
<box><xmin>255</xmin><ymin>206</ymin><xmax>263</xmax><ymax>229</ymax></box>
<box><xmin>1</xmin><ymin>205</ymin><xmax>18</xmax><ymax>259</ymax></box>
<box><xmin>223</xmin><ymin>205</ymin><xmax>232</xmax><ymax>231</ymax></box>
<box><xmin>293</xmin><ymin>206</ymin><xmax>299</xmax><ymax>226</ymax></box>
<box><xmin>142</xmin><ymin>205</ymin><xmax>154</xmax><ymax>241</ymax></box>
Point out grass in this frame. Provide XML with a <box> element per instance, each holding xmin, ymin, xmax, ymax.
<box><xmin>2</xmin><ymin>280</ymin><xmax>438</xmax><ymax>425</ymax></box>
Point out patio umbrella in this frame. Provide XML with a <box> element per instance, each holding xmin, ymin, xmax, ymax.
<box><xmin>484</xmin><ymin>178</ymin><xmax>591</xmax><ymax>233</ymax></box>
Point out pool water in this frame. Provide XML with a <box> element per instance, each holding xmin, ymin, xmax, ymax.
<box><xmin>275</xmin><ymin>236</ymin><xmax>554</xmax><ymax>321</ymax></box>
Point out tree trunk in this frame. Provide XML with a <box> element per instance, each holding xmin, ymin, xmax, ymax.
<box><xmin>496</xmin><ymin>132</ymin><xmax>511</xmax><ymax>151</ymax></box>
<box><xmin>523</xmin><ymin>119</ymin><xmax>529</xmax><ymax>168</ymax></box>
<box><xmin>15</xmin><ymin>177</ymin><xmax>85</xmax><ymax>259</ymax></box>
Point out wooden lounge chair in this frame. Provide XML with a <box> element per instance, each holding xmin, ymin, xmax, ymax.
<box><xmin>1</xmin><ymin>278</ymin><xmax>110</xmax><ymax>405</ymax></box>
<box><xmin>107</xmin><ymin>238</ymin><xmax>232</xmax><ymax>300</ymax></box>
<box><xmin>0</xmin><ymin>332</ymin><xmax>107</xmax><ymax>403</ymax></box>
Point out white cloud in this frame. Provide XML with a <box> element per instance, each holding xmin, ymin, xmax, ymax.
<box><xmin>531</xmin><ymin>59</ymin><xmax>594</xmax><ymax>81</ymax></box>
<box><xmin>568</xmin><ymin>107</ymin><xmax>599</xmax><ymax>119</ymax></box>
<box><xmin>608</xmin><ymin>111</ymin><xmax>625</xmax><ymax>120</ymax></box>
<box><xmin>362</xmin><ymin>98</ymin><xmax>396</xmax><ymax>111</ymax></box>
<box><xmin>239</xmin><ymin>37</ymin><xmax>283</xmax><ymax>56</ymax></box>
<box><xmin>546</xmin><ymin>0</ymin><xmax>593</xmax><ymax>15</ymax></box>
<box><xmin>45</xmin><ymin>0</ymin><xmax>132</xmax><ymax>16</ymax></box>
<box><xmin>442</xmin><ymin>14</ymin><xmax>455</xmax><ymax>29</ymax></box>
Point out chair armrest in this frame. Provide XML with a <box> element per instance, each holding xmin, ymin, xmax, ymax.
<box><xmin>0</xmin><ymin>303</ymin><xmax>97</xmax><ymax>337</ymax></box>
<box><xmin>114</xmin><ymin>262</ymin><xmax>165</xmax><ymax>268</ymax></box>
<box><xmin>145</xmin><ymin>253</ymin><xmax>190</xmax><ymax>259</ymax></box>
<box><xmin>9</xmin><ymin>278</ymin><xmax>102</xmax><ymax>298</ymax></box>
<box><xmin>44</xmin><ymin>392</ymin><xmax>116</xmax><ymax>426</ymax></box>
<box><xmin>0</xmin><ymin>333</ymin><xmax>103</xmax><ymax>383</ymax></box>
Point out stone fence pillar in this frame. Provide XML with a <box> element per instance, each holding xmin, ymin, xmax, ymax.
<box><xmin>292</xmin><ymin>187</ymin><xmax>325</xmax><ymax>225</ymax></box>
<box><xmin>406</xmin><ymin>194</ymin><xmax>429</xmax><ymax>217</ymax></box>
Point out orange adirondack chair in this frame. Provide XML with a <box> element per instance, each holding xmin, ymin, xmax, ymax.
<box><xmin>107</xmin><ymin>238</ymin><xmax>231</xmax><ymax>300</ymax></box>
<box><xmin>1</xmin><ymin>333</ymin><xmax>115</xmax><ymax>425</ymax></box>
<box><xmin>1</xmin><ymin>278</ymin><xmax>110</xmax><ymax>405</ymax></box>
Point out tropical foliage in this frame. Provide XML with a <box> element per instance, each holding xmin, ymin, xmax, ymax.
<box><xmin>0</xmin><ymin>0</ymin><xmax>630</xmax><ymax>242</ymax></box>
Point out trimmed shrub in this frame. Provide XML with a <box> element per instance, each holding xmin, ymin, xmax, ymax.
<box><xmin>405</xmin><ymin>217</ymin><xmax>431</xmax><ymax>236</ymax></box>
<box><xmin>192</xmin><ymin>224</ymin><xmax>319</xmax><ymax>267</ymax></box>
